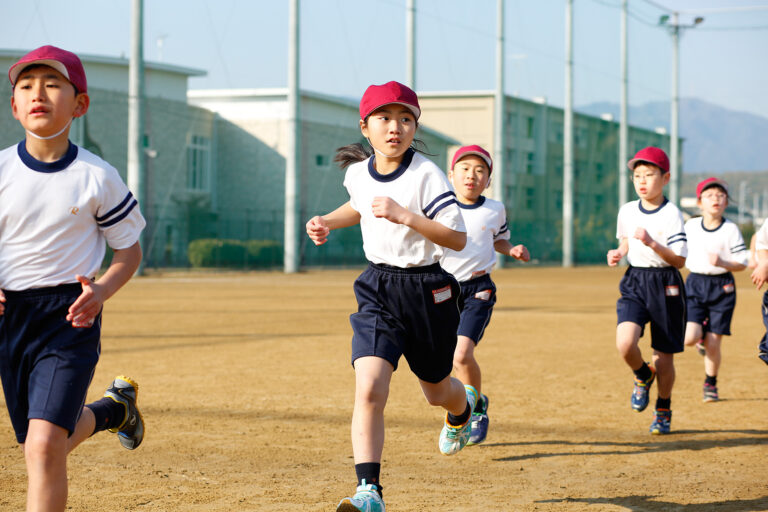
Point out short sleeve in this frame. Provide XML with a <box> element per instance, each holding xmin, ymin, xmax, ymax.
<box><xmin>493</xmin><ymin>203</ymin><xmax>511</xmax><ymax>242</ymax></box>
<box><xmin>665</xmin><ymin>209</ymin><xmax>687</xmax><ymax>257</ymax></box>
<box><xmin>728</xmin><ymin>223</ymin><xmax>748</xmax><ymax>266</ymax></box>
<box><xmin>96</xmin><ymin>169</ymin><xmax>146</xmax><ymax>250</ymax></box>
<box><xmin>756</xmin><ymin>219</ymin><xmax>768</xmax><ymax>251</ymax></box>
<box><xmin>616</xmin><ymin>205</ymin><xmax>628</xmax><ymax>240</ymax></box>
<box><xmin>421</xmin><ymin>169</ymin><xmax>465</xmax><ymax>232</ymax></box>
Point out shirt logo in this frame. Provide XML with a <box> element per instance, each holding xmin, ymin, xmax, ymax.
<box><xmin>432</xmin><ymin>285</ymin><xmax>452</xmax><ymax>304</ymax></box>
<box><xmin>70</xmin><ymin>207</ymin><xmax>80</xmax><ymax>215</ymax></box>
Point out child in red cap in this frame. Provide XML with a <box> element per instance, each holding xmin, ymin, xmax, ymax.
<box><xmin>683</xmin><ymin>178</ymin><xmax>747</xmax><ymax>402</ymax></box>
<box><xmin>440</xmin><ymin>144</ymin><xmax>530</xmax><ymax>446</ymax></box>
<box><xmin>607</xmin><ymin>146</ymin><xmax>687</xmax><ymax>435</ymax></box>
<box><xmin>306</xmin><ymin>81</ymin><xmax>472</xmax><ymax>512</ymax></box>
<box><xmin>2</xmin><ymin>45</ymin><xmax>146</xmax><ymax>510</ymax></box>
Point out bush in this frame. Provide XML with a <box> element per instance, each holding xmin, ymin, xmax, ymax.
<box><xmin>188</xmin><ymin>239</ymin><xmax>283</xmax><ymax>268</ymax></box>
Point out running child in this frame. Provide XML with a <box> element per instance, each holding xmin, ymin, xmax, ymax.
<box><xmin>683</xmin><ymin>178</ymin><xmax>747</xmax><ymax>402</ymax></box>
<box><xmin>1</xmin><ymin>45</ymin><xmax>146</xmax><ymax>511</ymax></box>
<box><xmin>306</xmin><ymin>81</ymin><xmax>475</xmax><ymax>512</ymax></box>
<box><xmin>607</xmin><ymin>146</ymin><xmax>687</xmax><ymax>435</ymax></box>
<box><xmin>750</xmin><ymin>218</ymin><xmax>768</xmax><ymax>366</ymax></box>
<box><xmin>440</xmin><ymin>144</ymin><xmax>530</xmax><ymax>446</ymax></box>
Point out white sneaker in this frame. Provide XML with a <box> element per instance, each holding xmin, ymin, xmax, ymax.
<box><xmin>438</xmin><ymin>385</ymin><xmax>478</xmax><ymax>455</ymax></box>
<box><xmin>336</xmin><ymin>480</ymin><xmax>385</xmax><ymax>512</ymax></box>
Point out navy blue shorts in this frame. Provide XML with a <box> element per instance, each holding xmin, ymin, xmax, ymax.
<box><xmin>616</xmin><ymin>266</ymin><xmax>686</xmax><ymax>354</ymax></box>
<box><xmin>760</xmin><ymin>291</ymin><xmax>768</xmax><ymax>356</ymax></box>
<box><xmin>457</xmin><ymin>274</ymin><xmax>497</xmax><ymax>344</ymax></box>
<box><xmin>685</xmin><ymin>272</ymin><xmax>736</xmax><ymax>336</ymax></box>
<box><xmin>0</xmin><ymin>284</ymin><xmax>101</xmax><ymax>444</ymax></box>
<box><xmin>350</xmin><ymin>262</ymin><xmax>460</xmax><ymax>383</ymax></box>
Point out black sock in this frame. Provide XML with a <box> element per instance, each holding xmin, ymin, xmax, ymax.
<box><xmin>655</xmin><ymin>397</ymin><xmax>671</xmax><ymax>410</ymax></box>
<box><xmin>473</xmin><ymin>394</ymin><xmax>485</xmax><ymax>414</ymax></box>
<box><xmin>633</xmin><ymin>363</ymin><xmax>652</xmax><ymax>382</ymax></box>
<box><xmin>447</xmin><ymin>402</ymin><xmax>471</xmax><ymax>426</ymax></box>
<box><xmin>705</xmin><ymin>374</ymin><xmax>717</xmax><ymax>386</ymax></box>
<box><xmin>355</xmin><ymin>463</ymin><xmax>382</xmax><ymax>497</ymax></box>
<box><xmin>87</xmin><ymin>397</ymin><xmax>125</xmax><ymax>434</ymax></box>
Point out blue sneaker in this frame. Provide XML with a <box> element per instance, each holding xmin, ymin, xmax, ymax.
<box><xmin>104</xmin><ymin>376</ymin><xmax>144</xmax><ymax>450</ymax></box>
<box><xmin>467</xmin><ymin>394</ymin><xmax>489</xmax><ymax>446</ymax></box>
<box><xmin>649</xmin><ymin>409</ymin><xmax>671</xmax><ymax>435</ymax></box>
<box><xmin>439</xmin><ymin>385</ymin><xmax>478</xmax><ymax>455</ymax></box>
<box><xmin>631</xmin><ymin>366</ymin><xmax>655</xmax><ymax>412</ymax></box>
<box><xmin>336</xmin><ymin>480</ymin><xmax>385</xmax><ymax>512</ymax></box>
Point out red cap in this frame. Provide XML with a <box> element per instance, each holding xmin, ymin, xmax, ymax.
<box><xmin>451</xmin><ymin>145</ymin><xmax>493</xmax><ymax>173</ymax></box>
<box><xmin>359</xmin><ymin>81</ymin><xmax>420</xmax><ymax>120</ymax></box>
<box><xmin>8</xmin><ymin>45</ymin><xmax>87</xmax><ymax>93</ymax></box>
<box><xmin>627</xmin><ymin>146</ymin><xmax>670</xmax><ymax>173</ymax></box>
<box><xmin>696</xmin><ymin>177</ymin><xmax>729</xmax><ymax>199</ymax></box>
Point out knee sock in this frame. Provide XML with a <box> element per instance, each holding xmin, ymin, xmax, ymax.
<box><xmin>705</xmin><ymin>374</ymin><xmax>717</xmax><ymax>386</ymax></box>
<box><xmin>447</xmin><ymin>402</ymin><xmax>471</xmax><ymax>426</ymax></box>
<box><xmin>355</xmin><ymin>462</ymin><xmax>382</xmax><ymax>497</ymax></box>
<box><xmin>87</xmin><ymin>397</ymin><xmax>125</xmax><ymax>434</ymax></box>
<box><xmin>655</xmin><ymin>397</ymin><xmax>671</xmax><ymax>410</ymax></box>
<box><xmin>633</xmin><ymin>362</ymin><xmax>653</xmax><ymax>382</ymax></box>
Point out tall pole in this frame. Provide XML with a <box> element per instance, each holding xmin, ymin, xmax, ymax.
<box><xmin>494</xmin><ymin>0</ymin><xmax>505</xmax><ymax>268</ymax></box>
<box><xmin>284</xmin><ymin>0</ymin><xmax>300</xmax><ymax>273</ymax></box>
<box><xmin>563</xmin><ymin>0</ymin><xmax>574</xmax><ymax>267</ymax></box>
<box><xmin>128</xmin><ymin>0</ymin><xmax>145</xmax><ymax>274</ymax></box>
<box><xmin>670</xmin><ymin>12</ymin><xmax>680</xmax><ymax>205</ymax></box>
<box><xmin>619</xmin><ymin>0</ymin><xmax>629</xmax><ymax>209</ymax></box>
<box><xmin>406</xmin><ymin>0</ymin><xmax>415</xmax><ymax>89</ymax></box>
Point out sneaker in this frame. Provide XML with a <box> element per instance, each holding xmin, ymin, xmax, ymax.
<box><xmin>438</xmin><ymin>384</ymin><xmax>478</xmax><ymax>455</ymax></box>
<box><xmin>467</xmin><ymin>394</ymin><xmax>489</xmax><ymax>446</ymax></box>
<box><xmin>703</xmin><ymin>383</ymin><xmax>719</xmax><ymax>402</ymax></box>
<box><xmin>759</xmin><ymin>351</ymin><xmax>768</xmax><ymax>366</ymax></box>
<box><xmin>104</xmin><ymin>376</ymin><xmax>144</xmax><ymax>450</ymax></box>
<box><xmin>336</xmin><ymin>481</ymin><xmax>385</xmax><ymax>512</ymax></box>
<box><xmin>631</xmin><ymin>365</ymin><xmax>656</xmax><ymax>412</ymax></box>
<box><xmin>649</xmin><ymin>409</ymin><xmax>672</xmax><ymax>435</ymax></box>
<box><xmin>695</xmin><ymin>341</ymin><xmax>706</xmax><ymax>356</ymax></box>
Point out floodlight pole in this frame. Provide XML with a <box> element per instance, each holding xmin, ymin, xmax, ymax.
<box><xmin>406</xmin><ymin>0</ymin><xmax>416</xmax><ymax>89</ymax></box>
<box><xmin>128</xmin><ymin>0</ymin><xmax>145</xmax><ymax>274</ymax></box>
<box><xmin>619</xmin><ymin>0</ymin><xmax>628</xmax><ymax>209</ymax></box>
<box><xmin>494</xmin><ymin>0</ymin><xmax>505</xmax><ymax>268</ymax></box>
<box><xmin>284</xmin><ymin>0</ymin><xmax>300</xmax><ymax>273</ymax></box>
<box><xmin>563</xmin><ymin>0</ymin><xmax>574</xmax><ymax>268</ymax></box>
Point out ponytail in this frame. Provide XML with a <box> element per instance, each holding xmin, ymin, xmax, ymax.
<box><xmin>334</xmin><ymin>143</ymin><xmax>373</xmax><ymax>169</ymax></box>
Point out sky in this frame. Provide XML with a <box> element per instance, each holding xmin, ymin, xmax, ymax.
<box><xmin>3</xmin><ymin>0</ymin><xmax>768</xmax><ymax>122</ymax></box>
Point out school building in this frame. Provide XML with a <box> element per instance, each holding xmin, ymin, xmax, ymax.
<box><xmin>0</xmin><ymin>48</ymin><xmax>673</xmax><ymax>268</ymax></box>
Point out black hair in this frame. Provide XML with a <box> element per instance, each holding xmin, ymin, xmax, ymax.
<box><xmin>333</xmin><ymin>116</ymin><xmax>435</xmax><ymax>170</ymax></box>
<box><xmin>14</xmin><ymin>63</ymin><xmax>79</xmax><ymax>95</ymax></box>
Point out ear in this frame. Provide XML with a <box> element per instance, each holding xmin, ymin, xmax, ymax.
<box><xmin>72</xmin><ymin>93</ymin><xmax>90</xmax><ymax>118</ymax></box>
<box><xmin>359</xmin><ymin>118</ymin><xmax>368</xmax><ymax>138</ymax></box>
<box><xmin>10</xmin><ymin>95</ymin><xmax>19</xmax><ymax>121</ymax></box>
<box><xmin>662</xmin><ymin>172</ymin><xmax>671</xmax><ymax>185</ymax></box>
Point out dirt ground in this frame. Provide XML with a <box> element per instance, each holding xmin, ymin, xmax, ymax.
<box><xmin>1</xmin><ymin>266</ymin><xmax>767</xmax><ymax>511</ymax></box>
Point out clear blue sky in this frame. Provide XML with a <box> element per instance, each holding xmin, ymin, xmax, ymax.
<box><xmin>3</xmin><ymin>0</ymin><xmax>767</xmax><ymax>121</ymax></box>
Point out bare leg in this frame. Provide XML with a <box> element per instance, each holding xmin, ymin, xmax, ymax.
<box><xmin>24</xmin><ymin>420</ymin><xmax>68</xmax><ymax>512</ymax></box>
<box><xmin>653</xmin><ymin>351</ymin><xmax>675</xmax><ymax>400</ymax></box>
<box><xmin>350</xmin><ymin>356</ymin><xmax>393</xmax><ymax>464</ymax></box>
<box><xmin>452</xmin><ymin>336</ymin><xmax>480</xmax><ymax>394</ymax></box>
<box><xmin>419</xmin><ymin>375</ymin><xmax>468</xmax><ymax>416</ymax></box>
<box><xmin>703</xmin><ymin>332</ymin><xmax>723</xmax><ymax>377</ymax></box>
<box><xmin>616</xmin><ymin>321</ymin><xmax>644</xmax><ymax>370</ymax></box>
<box><xmin>684</xmin><ymin>322</ymin><xmax>703</xmax><ymax>347</ymax></box>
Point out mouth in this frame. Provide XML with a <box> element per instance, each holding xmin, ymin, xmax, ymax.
<box><xmin>30</xmin><ymin>106</ymin><xmax>49</xmax><ymax>115</ymax></box>
<box><xmin>386</xmin><ymin>138</ymin><xmax>400</xmax><ymax>144</ymax></box>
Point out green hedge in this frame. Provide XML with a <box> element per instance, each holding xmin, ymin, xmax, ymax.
<box><xmin>188</xmin><ymin>239</ymin><xmax>283</xmax><ymax>268</ymax></box>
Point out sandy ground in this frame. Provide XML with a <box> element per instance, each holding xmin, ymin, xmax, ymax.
<box><xmin>1</xmin><ymin>266</ymin><xmax>767</xmax><ymax>511</ymax></box>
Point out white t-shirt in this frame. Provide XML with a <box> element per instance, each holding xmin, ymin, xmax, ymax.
<box><xmin>616</xmin><ymin>198</ymin><xmax>687</xmax><ymax>267</ymax></box>
<box><xmin>0</xmin><ymin>141</ymin><xmax>146</xmax><ymax>290</ymax></box>
<box><xmin>684</xmin><ymin>217</ymin><xmax>747</xmax><ymax>274</ymax></box>
<box><xmin>755</xmin><ymin>218</ymin><xmax>768</xmax><ymax>253</ymax></box>
<box><xmin>441</xmin><ymin>196</ymin><xmax>510</xmax><ymax>282</ymax></box>
<box><xmin>343</xmin><ymin>149</ymin><xmax>465</xmax><ymax>267</ymax></box>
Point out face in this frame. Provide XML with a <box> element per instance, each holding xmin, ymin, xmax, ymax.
<box><xmin>11</xmin><ymin>65</ymin><xmax>89</xmax><ymax>138</ymax></box>
<box><xmin>449</xmin><ymin>155</ymin><xmax>491</xmax><ymax>203</ymax></box>
<box><xmin>698</xmin><ymin>186</ymin><xmax>728</xmax><ymax>217</ymax></box>
<box><xmin>631</xmin><ymin>163</ymin><xmax>669</xmax><ymax>203</ymax></box>
<box><xmin>360</xmin><ymin>104</ymin><xmax>416</xmax><ymax>160</ymax></box>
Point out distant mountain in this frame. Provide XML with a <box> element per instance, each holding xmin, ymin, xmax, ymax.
<box><xmin>578</xmin><ymin>99</ymin><xmax>768</xmax><ymax>174</ymax></box>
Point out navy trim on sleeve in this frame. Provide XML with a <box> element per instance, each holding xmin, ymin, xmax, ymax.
<box><xmin>423</xmin><ymin>191</ymin><xmax>458</xmax><ymax>219</ymax></box>
<box><xmin>96</xmin><ymin>192</ymin><xmax>134</xmax><ymax>222</ymax></box>
<box><xmin>98</xmin><ymin>199</ymin><xmax>138</xmax><ymax>227</ymax></box>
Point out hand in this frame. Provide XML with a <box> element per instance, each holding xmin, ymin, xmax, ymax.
<box><xmin>634</xmin><ymin>228</ymin><xmax>653</xmax><ymax>246</ymax></box>
<box><xmin>306</xmin><ymin>216</ymin><xmax>330</xmax><ymax>246</ymax></box>
<box><xmin>751</xmin><ymin>263</ymin><xmax>768</xmax><ymax>289</ymax></box>
<box><xmin>607</xmin><ymin>249</ymin><xmax>625</xmax><ymax>267</ymax></box>
<box><xmin>0</xmin><ymin>289</ymin><xmax>5</xmax><ymax>316</ymax></box>
<box><xmin>371</xmin><ymin>196</ymin><xmax>409</xmax><ymax>224</ymax></box>
<box><xmin>66</xmin><ymin>275</ymin><xmax>104</xmax><ymax>328</ymax></box>
<box><xmin>708</xmin><ymin>253</ymin><xmax>722</xmax><ymax>267</ymax></box>
<box><xmin>510</xmin><ymin>244</ymin><xmax>530</xmax><ymax>262</ymax></box>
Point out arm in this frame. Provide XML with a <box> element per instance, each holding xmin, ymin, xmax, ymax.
<box><xmin>494</xmin><ymin>239</ymin><xmax>530</xmax><ymax>262</ymax></box>
<box><xmin>67</xmin><ymin>241</ymin><xmax>142</xmax><ymax>327</ymax></box>
<box><xmin>306</xmin><ymin>201</ymin><xmax>361</xmax><ymax>246</ymax></box>
<box><xmin>751</xmin><ymin>249</ymin><xmax>768</xmax><ymax>289</ymax></box>
<box><xmin>708</xmin><ymin>253</ymin><xmax>747</xmax><ymax>272</ymax></box>
<box><xmin>371</xmin><ymin>196</ymin><xmax>466</xmax><ymax>251</ymax></box>
<box><xmin>607</xmin><ymin>238</ymin><xmax>629</xmax><ymax>267</ymax></box>
<box><xmin>635</xmin><ymin>228</ymin><xmax>686</xmax><ymax>269</ymax></box>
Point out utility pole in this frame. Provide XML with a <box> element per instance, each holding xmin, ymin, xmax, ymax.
<box><xmin>494</xmin><ymin>0</ymin><xmax>505</xmax><ymax>268</ymax></box>
<box><xmin>128</xmin><ymin>0</ymin><xmax>145</xmax><ymax>274</ymax></box>
<box><xmin>563</xmin><ymin>0</ymin><xmax>574</xmax><ymax>267</ymax></box>
<box><xmin>619</xmin><ymin>0</ymin><xmax>628</xmax><ymax>209</ymax></box>
<box><xmin>284</xmin><ymin>0</ymin><xmax>300</xmax><ymax>273</ymax></box>
<box><xmin>406</xmin><ymin>0</ymin><xmax>415</xmax><ymax>89</ymax></box>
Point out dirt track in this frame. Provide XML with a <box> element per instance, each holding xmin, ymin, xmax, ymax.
<box><xmin>1</xmin><ymin>266</ymin><xmax>767</xmax><ymax>511</ymax></box>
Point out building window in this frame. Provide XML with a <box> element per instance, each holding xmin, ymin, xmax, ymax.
<box><xmin>315</xmin><ymin>154</ymin><xmax>330</xmax><ymax>168</ymax></box>
<box><xmin>526</xmin><ymin>187</ymin><xmax>535</xmax><ymax>210</ymax></box>
<box><xmin>186</xmin><ymin>135</ymin><xmax>210</xmax><ymax>191</ymax></box>
<box><xmin>526</xmin><ymin>117</ymin><xmax>535</xmax><ymax>138</ymax></box>
<box><xmin>526</xmin><ymin>152</ymin><xmax>535</xmax><ymax>174</ymax></box>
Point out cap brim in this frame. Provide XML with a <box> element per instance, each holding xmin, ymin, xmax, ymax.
<box><xmin>9</xmin><ymin>59</ymin><xmax>70</xmax><ymax>86</ymax></box>
<box><xmin>454</xmin><ymin>151</ymin><xmax>493</xmax><ymax>170</ymax></box>
<box><xmin>363</xmin><ymin>101</ymin><xmax>420</xmax><ymax>120</ymax></box>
